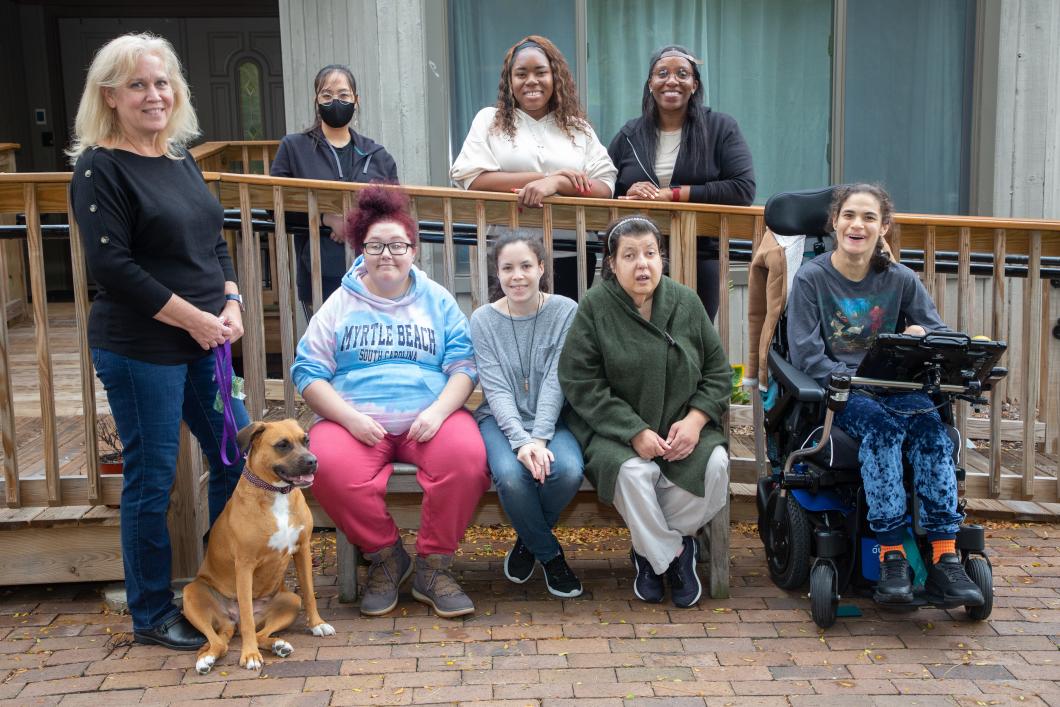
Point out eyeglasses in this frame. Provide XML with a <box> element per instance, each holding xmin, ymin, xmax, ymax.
<box><xmin>653</xmin><ymin>68</ymin><xmax>694</xmax><ymax>81</ymax></box>
<box><xmin>363</xmin><ymin>241</ymin><xmax>411</xmax><ymax>256</ymax></box>
<box><xmin>318</xmin><ymin>91</ymin><xmax>354</xmax><ymax>103</ymax></box>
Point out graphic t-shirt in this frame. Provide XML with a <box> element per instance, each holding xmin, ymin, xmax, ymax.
<box><xmin>786</xmin><ymin>253</ymin><xmax>947</xmax><ymax>384</ymax></box>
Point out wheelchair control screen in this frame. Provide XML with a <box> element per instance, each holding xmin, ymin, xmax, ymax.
<box><xmin>855</xmin><ymin>332</ymin><xmax>1007</xmax><ymax>390</ymax></box>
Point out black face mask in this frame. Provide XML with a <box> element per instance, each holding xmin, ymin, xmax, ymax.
<box><xmin>318</xmin><ymin>100</ymin><xmax>356</xmax><ymax>128</ymax></box>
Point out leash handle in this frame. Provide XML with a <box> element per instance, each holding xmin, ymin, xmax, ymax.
<box><xmin>213</xmin><ymin>341</ymin><xmax>240</xmax><ymax>466</ymax></box>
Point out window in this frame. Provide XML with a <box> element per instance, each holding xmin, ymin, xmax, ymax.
<box><xmin>238</xmin><ymin>59</ymin><xmax>264</xmax><ymax>141</ymax></box>
<box><xmin>841</xmin><ymin>0</ymin><xmax>974</xmax><ymax>214</ymax></box>
<box><xmin>448</xmin><ymin>0</ymin><xmax>577</xmax><ymax>153</ymax></box>
<box><xmin>586</xmin><ymin>0</ymin><xmax>833</xmax><ymax>204</ymax></box>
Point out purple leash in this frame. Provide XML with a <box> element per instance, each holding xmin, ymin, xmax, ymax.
<box><xmin>213</xmin><ymin>340</ymin><xmax>241</xmax><ymax>466</ymax></box>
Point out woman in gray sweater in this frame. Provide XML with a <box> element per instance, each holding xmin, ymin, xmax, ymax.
<box><xmin>470</xmin><ymin>232</ymin><xmax>584</xmax><ymax>597</ymax></box>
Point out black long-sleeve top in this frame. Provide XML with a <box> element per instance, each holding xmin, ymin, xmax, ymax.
<box><xmin>70</xmin><ymin>147</ymin><xmax>236</xmax><ymax>364</ymax></box>
<box><xmin>608</xmin><ymin>106</ymin><xmax>756</xmax><ymax>206</ymax></box>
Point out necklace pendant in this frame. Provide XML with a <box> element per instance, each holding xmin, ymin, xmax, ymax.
<box><xmin>524</xmin><ymin>378</ymin><xmax>529</xmax><ymax>393</ymax></box>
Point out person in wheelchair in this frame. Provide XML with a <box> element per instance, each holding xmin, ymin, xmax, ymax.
<box><xmin>785</xmin><ymin>183</ymin><xmax>983</xmax><ymax>607</ymax></box>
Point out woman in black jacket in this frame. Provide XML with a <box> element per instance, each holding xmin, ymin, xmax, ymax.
<box><xmin>271</xmin><ymin>64</ymin><xmax>399</xmax><ymax>315</ymax></box>
<box><xmin>608</xmin><ymin>45</ymin><xmax>755</xmax><ymax>320</ymax></box>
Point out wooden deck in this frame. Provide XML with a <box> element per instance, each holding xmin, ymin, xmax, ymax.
<box><xmin>2</xmin><ymin>301</ymin><xmax>1057</xmax><ymax>521</ymax></box>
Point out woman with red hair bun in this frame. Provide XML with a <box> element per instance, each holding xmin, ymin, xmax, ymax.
<box><xmin>291</xmin><ymin>185</ymin><xmax>488</xmax><ymax>620</ymax></box>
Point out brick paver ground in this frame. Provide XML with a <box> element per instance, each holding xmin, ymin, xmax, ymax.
<box><xmin>1</xmin><ymin>521</ymin><xmax>1058</xmax><ymax>706</ymax></box>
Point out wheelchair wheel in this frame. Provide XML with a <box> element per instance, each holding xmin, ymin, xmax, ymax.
<box><xmin>964</xmin><ymin>556</ymin><xmax>993</xmax><ymax>621</ymax></box>
<box><xmin>809</xmin><ymin>563</ymin><xmax>838</xmax><ymax>629</ymax></box>
<box><xmin>766</xmin><ymin>492</ymin><xmax>811</xmax><ymax>590</ymax></box>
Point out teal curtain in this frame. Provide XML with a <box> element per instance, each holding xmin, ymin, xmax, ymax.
<box><xmin>586</xmin><ymin>0</ymin><xmax>833</xmax><ymax>204</ymax></box>
<box><xmin>843</xmin><ymin>0</ymin><xmax>973</xmax><ymax>215</ymax></box>
<box><xmin>448</xmin><ymin>0</ymin><xmax>577</xmax><ymax>154</ymax></box>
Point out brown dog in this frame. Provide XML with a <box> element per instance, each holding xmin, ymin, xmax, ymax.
<box><xmin>182</xmin><ymin>419</ymin><xmax>334</xmax><ymax>674</ymax></box>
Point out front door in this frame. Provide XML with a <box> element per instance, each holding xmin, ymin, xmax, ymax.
<box><xmin>58</xmin><ymin>17</ymin><xmax>285</xmax><ymax>143</ymax></box>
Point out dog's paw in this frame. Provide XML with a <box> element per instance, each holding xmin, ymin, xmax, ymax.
<box><xmin>195</xmin><ymin>655</ymin><xmax>216</xmax><ymax>675</ymax></box>
<box><xmin>271</xmin><ymin>639</ymin><xmax>294</xmax><ymax>658</ymax></box>
<box><xmin>310</xmin><ymin>622</ymin><xmax>335</xmax><ymax>637</ymax></box>
<box><xmin>240</xmin><ymin>652</ymin><xmax>263</xmax><ymax>671</ymax></box>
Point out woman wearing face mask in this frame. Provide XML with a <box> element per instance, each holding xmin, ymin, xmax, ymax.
<box><xmin>608</xmin><ymin>45</ymin><xmax>755</xmax><ymax>320</ymax></box>
<box><xmin>272</xmin><ymin>64</ymin><xmax>399</xmax><ymax>316</ymax></box>
<box><xmin>450</xmin><ymin>35</ymin><xmax>616</xmax><ymax>301</ymax></box>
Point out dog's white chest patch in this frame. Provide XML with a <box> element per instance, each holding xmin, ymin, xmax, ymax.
<box><xmin>268</xmin><ymin>494</ymin><xmax>303</xmax><ymax>555</ymax></box>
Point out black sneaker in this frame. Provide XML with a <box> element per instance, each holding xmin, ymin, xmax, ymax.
<box><xmin>543</xmin><ymin>550</ymin><xmax>583</xmax><ymax>598</ymax></box>
<box><xmin>873</xmin><ymin>550</ymin><xmax>914</xmax><ymax>604</ymax></box>
<box><xmin>925</xmin><ymin>553</ymin><xmax>984</xmax><ymax>605</ymax></box>
<box><xmin>665</xmin><ymin>536</ymin><xmax>703</xmax><ymax>608</ymax></box>
<box><xmin>630</xmin><ymin>548</ymin><xmax>664</xmax><ymax>603</ymax></box>
<box><xmin>504</xmin><ymin>537</ymin><xmax>536</xmax><ymax>584</ymax></box>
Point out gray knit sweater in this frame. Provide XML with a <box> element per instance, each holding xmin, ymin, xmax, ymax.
<box><xmin>470</xmin><ymin>294</ymin><xmax>578</xmax><ymax>449</ymax></box>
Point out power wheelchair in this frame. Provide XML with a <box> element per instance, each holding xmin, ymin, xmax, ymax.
<box><xmin>752</xmin><ymin>187</ymin><xmax>1009</xmax><ymax>629</ymax></box>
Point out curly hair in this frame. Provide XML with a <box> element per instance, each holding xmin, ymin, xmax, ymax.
<box><xmin>346</xmin><ymin>186</ymin><xmax>417</xmax><ymax>254</ymax></box>
<box><xmin>492</xmin><ymin>35</ymin><xmax>588</xmax><ymax>142</ymax></box>
<box><xmin>828</xmin><ymin>183</ymin><xmax>895</xmax><ymax>273</ymax></box>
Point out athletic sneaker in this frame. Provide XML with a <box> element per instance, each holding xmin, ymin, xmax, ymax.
<box><xmin>504</xmin><ymin>537</ymin><xmax>536</xmax><ymax>584</ymax></box>
<box><xmin>665</xmin><ymin>536</ymin><xmax>703</xmax><ymax>608</ymax></box>
<box><xmin>630</xmin><ymin>548</ymin><xmax>664</xmax><ymax>603</ymax></box>
<box><xmin>542</xmin><ymin>550</ymin><xmax>583</xmax><ymax>598</ymax></box>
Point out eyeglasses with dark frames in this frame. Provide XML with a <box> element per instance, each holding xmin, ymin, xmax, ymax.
<box><xmin>363</xmin><ymin>241</ymin><xmax>412</xmax><ymax>256</ymax></box>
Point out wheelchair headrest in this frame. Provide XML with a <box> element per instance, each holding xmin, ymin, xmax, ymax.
<box><xmin>764</xmin><ymin>186</ymin><xmax>836</xmax><ymax>238</ymax></box>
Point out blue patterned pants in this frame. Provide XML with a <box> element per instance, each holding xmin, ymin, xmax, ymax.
<box><xmin>836</xmin><ymin>391</ymin><xmax>962</xmax><ymax>545</ymax></box>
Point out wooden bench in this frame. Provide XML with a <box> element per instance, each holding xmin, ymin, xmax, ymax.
<box><xmin>304</xmin><ymin>462</ymin><xmax>731</xmax><ymax>603</ymax></box>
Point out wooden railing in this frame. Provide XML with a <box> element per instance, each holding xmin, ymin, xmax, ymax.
<box><xmin>0</xmin><ymin>149</ymin><xmax>1058</xmax><ymax>525</ymax></box>
<box><xmin>0</xmin><ymin>143</ymin><xmax>26</xmax><ymax>323</ymax></box>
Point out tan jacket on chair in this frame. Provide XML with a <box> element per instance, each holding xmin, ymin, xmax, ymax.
<box><xmin>746</xmin><ymin>231</ymin><xmax>895</xmax><ymax>388</ymax></box>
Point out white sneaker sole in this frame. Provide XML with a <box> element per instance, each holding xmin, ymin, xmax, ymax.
<box><xmin>504</xmin><ymin>546</ymin><xmax>536</xmax><ymax>584</ymax></box>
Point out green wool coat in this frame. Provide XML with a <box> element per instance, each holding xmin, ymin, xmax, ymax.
<box><xmin>558</xmin><ymin>276</ymin><xmax>731</xmax><ymax>505</ymax></box>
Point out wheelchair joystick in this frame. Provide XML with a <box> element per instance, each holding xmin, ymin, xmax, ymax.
<box><xmin>826</xmin><ymin>373</ymin><xmax>851</xmax><ymax>413</ymax></box>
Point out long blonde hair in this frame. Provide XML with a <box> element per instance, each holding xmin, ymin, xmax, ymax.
<box><xmin>67</xmin><ymin>33</ymin><xmax>199</xmax><ymax>163</ymax></box>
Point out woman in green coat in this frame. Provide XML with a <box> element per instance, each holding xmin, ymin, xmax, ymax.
<box><xmin>558</xmin><ymin>216</ymin><xmax>731</xmax><ymax>608</ymax></box>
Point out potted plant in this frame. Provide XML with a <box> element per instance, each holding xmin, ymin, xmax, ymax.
<box><xmin>97</xmin><ymin>417</ymin><xmax>124</xmax><ymax>475</ymax></box>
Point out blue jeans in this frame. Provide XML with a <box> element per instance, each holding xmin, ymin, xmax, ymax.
<box><xmin>478</xmin><ymin>416</ymin><xmax>584</xmax><ymax>562</ymax></box>
<box><xmin>92</xmin><ymin>347</ymin><xmax>250</xmax><ymax>631</ymax></box>
<box><xmin>836</xmin><ymin>390</ymin><xmax>962</xmax><ymax>545</ymax></box>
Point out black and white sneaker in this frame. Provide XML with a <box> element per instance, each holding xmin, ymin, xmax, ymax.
<box><xmin>504</xmin><ymin>537</ymin><xmax>536</xmax><ymax>584</ymax></box>
<box><xmin>630</xmin><ymin>548</ymin><xmax>664</xmax><ymax>603</ymax></box>
<box><xmin>665</xmin><ymin>536</ymin><xmax>703</xmax><ymax>608</ymax></box>
<box><xmin>543</xmin><ymin>550</ymin><xmax>583</xmax><ymax>598</ymax></box>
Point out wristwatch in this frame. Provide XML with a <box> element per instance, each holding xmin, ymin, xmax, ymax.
<box><xmin>671</xmin><ymin>187</ymin><xmax>681</xmax><ymax>202</ymax></box>
<box><xmin>225</xmin><ymin>293</ymin><xmax>244</xmax><ymax>311</ymax></box>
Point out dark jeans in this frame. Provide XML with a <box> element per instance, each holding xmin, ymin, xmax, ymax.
<box><xmin>91</xmin><ymin>347</ymin><xmax>250</xmax><ymax>631</ymax></box>
<box><xmin>478</xmin><ymin>416</ymin><xmax>584</xmax><ymax>562</ymax></box>
<box><xmin>836</xmin><ymin>391</ymin><xmax>962</xmax><ymax>545</ymax></box>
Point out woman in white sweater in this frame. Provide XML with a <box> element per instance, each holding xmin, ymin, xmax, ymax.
<box><xmin>450</xmin><ymin>35</ymin><xmax>616</xmax><ymax>299</ymax></box>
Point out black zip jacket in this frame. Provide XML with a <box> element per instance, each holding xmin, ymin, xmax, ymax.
<box><xmin>608</xmin><ymin>106</ymin><xmax>755</xmax><ymax>207</ymax></box>
<box><xmin>270</xmin><ymin>127</ymin><xmax>399</xmax><ymax>303</ymax></box>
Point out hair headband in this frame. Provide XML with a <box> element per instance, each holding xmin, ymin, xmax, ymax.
<box><xmin>657</xmin><ymin>48</ymin><xmax>703</xmax><ymax>66</ymax></box>
<box><xmin>513</xmin><ymin>40</ymin><xmax>544</xmax><ymax>56</ymax></box>
<box><xmin>606</xmin><ymin>216</ymin><xmax>659</xmax><ymax>250</ymax></box>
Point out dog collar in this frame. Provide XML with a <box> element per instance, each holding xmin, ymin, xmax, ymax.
<box><xmin>241</xmin><ymin>467</ymin><xmax>295</xmax><ymax>494</ymax></box>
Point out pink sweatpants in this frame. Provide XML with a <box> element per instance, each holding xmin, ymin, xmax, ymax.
<box><xmin>308</xmin><ymin>409</ymin><xmax>489</xmax><ymax>556</ymax></box>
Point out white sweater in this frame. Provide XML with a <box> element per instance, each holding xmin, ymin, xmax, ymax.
<box><xmin>450</xmin><ymin>107</ymin><xmax>617</xmax><ymax>194</ymax></box>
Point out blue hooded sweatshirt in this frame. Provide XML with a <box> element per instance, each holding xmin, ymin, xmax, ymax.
<box><xmin>291</xmin><ymin>255</ymin><xmax>477</xmax><ymax>434</ymax></box>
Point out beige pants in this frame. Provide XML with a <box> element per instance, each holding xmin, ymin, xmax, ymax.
<box><xmin>612</xmin><ymin>445</ymin><xmax>730</xmax><ymax>575</ymax></box>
